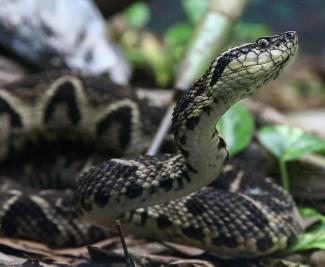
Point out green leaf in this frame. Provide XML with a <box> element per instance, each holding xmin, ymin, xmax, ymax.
<box><xmin>181</xmin><ymin>0</ymin><xmax>209</xmax><ymax>24</ymax></box>
<box><xmin>232</xmin><ymin>22</ymin><xmax>272</xmax><ymax>43</ymax></box>
<box><xmin>257</xmin><ymin>125</ymin><xmax>325</xmax><ymax>161</ymax></box>
<box><xmin>299</xmin><ymin>206</ymin><xmax>323</xmax><ymax>217</ymax></box>
<box><xmin>124</xmin><ymin>2</ymin><xmax>150</xmax><ymax>29</ymax></box>
<box><xmin>217</xmin><ymin>103</ymin><xmax>254</xmax><ymax>156</ymax></box>
<box><xmin>164</xmin><ymin>23</ymin><xmax>193</xmax><ymax>48</ymax></box>
<box><xmin>258</xmin><ymin>125</ymin><xmax>325</xmax><ymax>191</ymax></box>
<box><xmin>164</xmin><ymin>23</ymin><xmax>193</xmax><ymax>70</ymax></box>
<box><xmin>286</xmin><ymin>207</ymin><xmax>325</xmax><ymax>253</ymax></box>
<box><xmin>288</xmin><ymin>218</ymin><xmax>325</xmax><ymax>253</ymax></box>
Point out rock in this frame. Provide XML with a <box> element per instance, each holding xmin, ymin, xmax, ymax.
<box><xmin>0</xmin><ymin>56</ymin><xmax>28</xmax><ymax>85</ymax></box>
<box><xmin>0</xmin><ymin>0</ymin><xmax>131</xmax><ymax>85</ymax></box>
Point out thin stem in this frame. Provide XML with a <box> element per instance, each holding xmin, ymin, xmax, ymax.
<box><xmin>115</xmin><ymin>220</ymin><xmax>135</xmax><ymax>267</ymax></box>
<box><xmin>279</xmin><ymin>159</ymin><xmax>289</xmax><ymax>191</ymax></box>
<box><xmin>146</xmin><ymin>104</ymin><xmax>175</xmax><ymax>156</ymax></box>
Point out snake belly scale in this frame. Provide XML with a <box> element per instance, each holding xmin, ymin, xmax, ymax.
<box><xmin>76</xmin><ymin>31</ymin><xmax>302</xmax><ymax>258</ymax></box>
<box><xmin>0</xmin><ymin>31</ymin><xmax>302</xmax><ymax>258</ymax></box>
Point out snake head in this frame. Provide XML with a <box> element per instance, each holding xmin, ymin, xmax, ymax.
<box><xmin>209</xmin><ymin>31</ymin><xmax>298</xmax><ymax>99</ymax></box>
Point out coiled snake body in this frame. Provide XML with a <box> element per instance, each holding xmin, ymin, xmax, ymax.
<box><xmin>0</xmin><ymin>31</ymin><xmax>301</xmax><ymax>258</ymax></box>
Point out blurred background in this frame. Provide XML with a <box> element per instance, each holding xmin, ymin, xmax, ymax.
<box><xmin>0</xmin><ymin>0</ymin><xmax>325</xmax><ymax>265</ymax></box>
<box><xmin>104</xmin><ymin>0</ymin><xmax>325</xmax><ymax>121</ymax></box>
<box><xmin>101</xmin><ymin>0</ymin><xmax>325</xmax><ymax>82</ymax></box>
<box><xmin>146</xmin><ymin>0</ymin><xmax>325</xmax><ymax>55</ymax></box>
<box><xmin>0</xmin><ymin>0</ymin><xmax>325</xmax><ymax>211</ymax></box>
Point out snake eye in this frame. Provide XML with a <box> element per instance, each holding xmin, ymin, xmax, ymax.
<box><xmin>257</xmin><ymin>39</ymin><xmax>270</xmax><ymax>49</ymax></box>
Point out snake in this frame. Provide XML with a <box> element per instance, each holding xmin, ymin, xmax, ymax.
<box><xmin>0</xmin><ymin>31</ymin><xmax>301</xmax><ymax>258</ymax></box>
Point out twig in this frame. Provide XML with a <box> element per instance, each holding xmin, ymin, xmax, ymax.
<box><xmin>146</xmin><ymin>104</ymin><xmax>175</xmax><ymax>156</ymax></box>
<box><xmin>115</xmin><ymin>220</ymin><xmax>135</xmax><ymax>267</ymax></box>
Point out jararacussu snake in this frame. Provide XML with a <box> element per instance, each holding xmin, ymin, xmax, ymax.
<box><xmin>0</xmin><ymin>31</ymin><xmax>301</xmax><ymax>258</ymax></box>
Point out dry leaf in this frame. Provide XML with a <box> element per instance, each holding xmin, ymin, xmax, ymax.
<box><xmin>170</xmin><ymin>259</ymin><xmax>216</xmax><ymax>267</ymax></box>
<box><xmin>163</xmin><ymin>242</ymin><xmax>205</xmax><ymax>257</ymax></box>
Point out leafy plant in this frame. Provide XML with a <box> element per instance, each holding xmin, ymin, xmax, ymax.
<box><xmin>257</xmin><ymin>125</ymin><xmax>325</xmax><ymax>190</ymax></box>
<box><xmin>164</xmin><ymin>23</ymin><xmax>193</xmax><ymax>74</ymax></box>
<box><xmin>122</xmin><ymin>0</ymin><xmax>273</xmax><ymax>87</ymax></box>
<box><xmin>232</xmin><ymin>22</ymin><xmax>272</xmax><ymax>44</ymax></box>
<box><xmin>287</xmin><ymin>207</ymin><xmax>325</xmax><ymax>253</ymax></box>
<box><xmin>124</xmin><ymin>2</ymin><xmax>150</xmax><ymax>29</ymax></box>
<box><xmin>217</xmin><ymin>103</ymin><xmax>254</xmax><ymax>156</ymax></box>
<box><xmin>181</xmin><ymin>0</ymin><xmax>210</xmax><ymax>24</ymax></box>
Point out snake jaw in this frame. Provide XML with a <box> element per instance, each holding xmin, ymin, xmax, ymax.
<box><xmin>207</xmin><ymin>31</ymin><xmax>298</xmax><ymax>102</ymax></box>
<box><xmin>240</xmin><ymin>32</ymin><xmax>297</xmax><ymax>71</ymax></box>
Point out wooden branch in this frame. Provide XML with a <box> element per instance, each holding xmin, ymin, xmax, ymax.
<box><xmin>147</xmin><ymin>0</ymin><xmax>248</xmax><ymax>155</ymax></box>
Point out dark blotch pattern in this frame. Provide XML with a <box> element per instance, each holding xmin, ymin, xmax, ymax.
<box><xmin>218</xmin><ymin>137</ymin><xmax>226</xmax><ymax>150</ymax></box>
<box><xmin>186</xmin><ymin>163</ymin><xmax>198</xmax><ymax>174</ymax></box>
<box><xmin>125</xmin><ymin>183</ymin><xmax>144</xmax><ymax>199</ymax></box>
<box><xmin>44</xmin><ymin>81</ymin><xmax>81</xmax><ymax>124</ymax></box>
<box><xmin>256</xmin><ymin>236</ymin><xmax>273</xmax><ymax>252</ymax></box>
<box><xmin>185</xmin><ymin>197</ymin><xmax>208</xmax><ymax>216</ymax></box>
<box><xmin>80</xmin><ymin>199</ymin><xmax>92</xmax><ymax>211</ymax></box>
<box><xmin>157</xmin><ymin>214</ymin><xmax>173</xmax><ymax>229</ymax></box>
<box><xmin>182</xmin><ymin>226</ymin><xmax>204</xmax><ymax>240</ymax></box>
<box><xmin>202</xmin><ymin>105</ymin><xmax>211</xmax><ymax>115</ymax></box>
<box><xmin>0</xmin><ymin>96</ymin><xmax>22</xmax><ymax>127</ymax></box>
<box><xmin>210</xmin><ymin>55</ymin><xmax>232</xmax><ymax>87</ymax></box>
<box><xmin>140</xmin><ymin>211</ymin><xmax>148</xmax><ymax>226</ymax></box>
<box><xmin>96</xmin><ymin>106</ymin><xmax>132</xmax><ymax>152</ymax></box>
<box><xmin>159</xmin><ymin>177</ymin><xmax>174</xmax><ymax>192</ymax></box>
<box><xmin>1</xmin><ymin>196</ymin><xmax>60</xmax><ymax>245</ymax></box>
<box><xmin>179</xmin><ymin>135</ymin><xmax>186</xmax><ymax>145</ymax></box>
<box><xmin>179</xmin><ymin>146</ymin><xmax>189</xmax><ymax>158</ymax></box>
<box><xmin>213</xmin><ymin>235</ymin><xmax>238</xmax><ymax>248</ymax></box>
<box><xmin>94</xmin><ymin>192</ymin><xmax>110</xmax><ymax>207</ymax></box>
<box><xmin>185</xmin><ymin>116</ymin><xmax>200</xmax><ymax>130</ymax></box>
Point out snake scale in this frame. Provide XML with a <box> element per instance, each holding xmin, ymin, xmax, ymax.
<box><xmin>0</xmin><ymin>31</ymin><xmax>302</xmax><ymax>258</ymax></box>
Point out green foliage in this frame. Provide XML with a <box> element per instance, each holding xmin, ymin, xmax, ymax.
<box><xmin>123</xmin><ymin>31</ymin><xmax>171</xmax><ymax>87</ymax></box>
<box><xmin>287</xmin><ymin>207</ymin><xmax>325</xmax><ymax>253</ymax></box>
<box><xmin>299</xmin><ymin>207</ymin><xmax>323</xmax><ymax>217</ymax></box>
<box><xmin>124</xmin><ymin>2</ymin><xmax>150</xmax><ymax>29</ymax></box>
<box><xmin>122</xmin><ymin>1</ymin><xmax>274</xmax><ymax>87</ymax></box>
<box><xmin>164</xmin><ymin>23</ymin><xmax>193</xmax><ymax>48</ymax></box>
<box><xmin>217</xmin><ymin>103</ymin><xmax>254</xmax><ymax>156</ymax></box>
<box><xmin>232</xmin><ymin>22</ymin><xmax>272</xmax><ymax>44</ymax></box>
<box><xmin>257</xmin><ymin>125</ymin><xmax>325</xmax><ymax>190</ymax></box>
<box><xmin>181</xmin><ymin>0</ymin><xmax>209</xmax><ymax>24</ymax></box>
<box><xmin>164</xmin><ymin>23</ymin><xmax>193</xmax><ymax>73</ymax></box>
<box><xmin>257</xmin><ymin>125</ymin><xmax>325</xmax><ymax>161</ymax></box>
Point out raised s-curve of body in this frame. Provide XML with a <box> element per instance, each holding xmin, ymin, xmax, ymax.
<box><xmin>76</xmin><ymin>31</ymin><xmax>302</xmax><ymax>258</ymax></box>
<box><xmin>0</xmin><ymin>31</ymin><xmax>301</xmax><ymax>258</ymax></box>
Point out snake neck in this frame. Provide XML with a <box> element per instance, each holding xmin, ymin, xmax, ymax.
<box><xmin>178</xmin><ymin>105</ymin><xmax>229</xmax><ymax>185</ymax></box>
<box><xmin>172</xmin><ymin>76</ymin><xmax>240</xmax><ymax>186</ymax></box>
